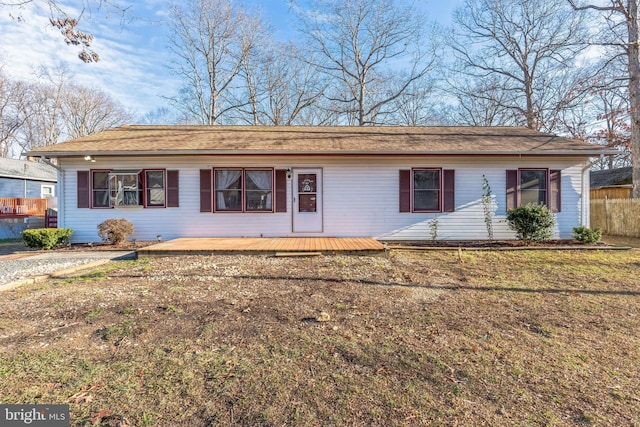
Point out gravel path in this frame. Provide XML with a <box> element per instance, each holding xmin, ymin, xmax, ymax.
<box><xmin>0</xmin><ymin>251</ymin><xmax>136</xmax><ymax>287</ymax></box>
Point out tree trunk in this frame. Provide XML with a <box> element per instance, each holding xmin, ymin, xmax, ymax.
<box><xmin>629</xmin><ymin>0</ymin><xmax>640</xmax><ymax>198</ymax></box>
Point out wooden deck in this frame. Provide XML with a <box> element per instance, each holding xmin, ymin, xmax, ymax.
<box><xmin>137</xmin><ymin>237</ymin><xmax>385</xmax><ymax>257</ymax></box>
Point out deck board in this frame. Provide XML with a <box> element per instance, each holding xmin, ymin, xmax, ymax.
<box><xmin>137</xmin><ymin>237</ymin><xmax>384</xmax><ymax>256</ymax></box>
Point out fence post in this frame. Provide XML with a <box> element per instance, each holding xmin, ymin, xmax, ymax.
<box><xmin>604</xmin><ymin>196</ymin><xmax>609</xmax><ymax>234</ymax></box>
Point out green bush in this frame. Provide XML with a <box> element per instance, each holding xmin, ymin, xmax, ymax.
<box><xmin>98</xmin><ymin>218</ymin><xmax>134</xmax><ymax>244</ymax></box>
<box><xmin>506</xmin><ymin>203</ymin><xmax>556</xmax><ymax>245</ymax></box>
<box><xmin>573</xmin><ymin>226</ymin><xmax>602</xmax><ymax>244</ymax></box>
<box><xmin>22</xmin><ymin>228</ymin><xmax>73</xmax><ymax>250</ymax></box>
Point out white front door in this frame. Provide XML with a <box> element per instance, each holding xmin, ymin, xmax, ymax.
<box><xmin>292</xmin><ymin>168</ymin><xmax>323</xmax><ymax>233</ymax></box>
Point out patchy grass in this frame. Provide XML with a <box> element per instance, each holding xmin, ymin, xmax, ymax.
<box><xmin>0</xmin><ymin>250</ymin><xmax>639</xmax><ymax>426</ymax></box>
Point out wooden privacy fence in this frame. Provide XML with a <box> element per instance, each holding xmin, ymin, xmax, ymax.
<box><xmin>590</xmin><ymin>198</ymin><xmax>640</xmax><ymax>237</ymax></box>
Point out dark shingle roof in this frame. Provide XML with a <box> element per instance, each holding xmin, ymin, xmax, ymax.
<box><xmin>0</xmin><ymin>157</ymin><xmax>57</xmax><ymax>182</ymax></box>
<box><xmin>590</xmin><ymin>167</ymin><xmax>633</xmax><ymax>189</ymax></box>
<box><xmin>27</xmin><ymin>125</ymin><xmax>615</xmax><ymax>157</ymax></box>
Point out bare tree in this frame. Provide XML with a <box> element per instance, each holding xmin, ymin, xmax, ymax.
<box><xmin>568</xmin><ymin>0</ymin><xmax>640</xmax><ymax>197</ymax></box>
<box><xmin>60</xmin><ymin>84</ymin><xmax>133</xmax><ymax>139</ymax></box>
<box><xmin>237</xmin><ymin>42</ymin><xmax>326</xmax><ymax>125</ymax></box>
<box><xmin>449</xmin><ymin>0</ymin><xmax>588</xmax><ymax>132</ymax></box>
<box><xmin>386</xmin><ymin>75</ymin><xmax>441</xmax><ymax>126</ymax></box>
<box><xmin>293</xmin><ymin>0</ymin><xmax>440</xmax><ymax>126</ymax></box>
<box><xmin>16</xmin><ymin>66</ymin><xmax>131</xmax><ymax>153</ymax></box>
<box><xmin>167</xmin><ymin>0</ymin><xmax>266</xmax><ymax>125</ymax></box>
<box><xmin>0</xmin><ymin>0</ymin><xmax>133</xmax><ymax>62</ymax></box>
<box><xmin>0</xmin><ymin>70</ymin><xmax>29</xmax><ymax>157</ymax></box>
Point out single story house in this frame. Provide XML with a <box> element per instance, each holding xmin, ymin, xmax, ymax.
<box><xmin>0</xmin><ymin>157</ymin><xmax>57</xmax><ymax>200</ymax></box>
<box><xmin>590</xmin><ymin>166</ymin><xmax>632</xmax><ymax>199</ymax></box>
<box><xmin>0</xmin><ymin>157</ymin><xmax>58</xmax><ymax>239</ymax></box>
<box><xmin>27</xmin><ymin>126</ymin><xmax>613</xmax><ymax>243</ymax></box>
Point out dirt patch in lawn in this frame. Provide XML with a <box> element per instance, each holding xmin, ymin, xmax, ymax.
<box><xmin>0</xmin><ymin>250</ymin><xmax>639</xmax><ymax>426</ymax></box>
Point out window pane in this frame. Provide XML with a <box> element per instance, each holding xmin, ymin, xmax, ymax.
<box><xmin>414</xmin><ymin>190</ymin><xmax>439</xmax><ymax>211</ymax></box>
<box><xmin>413</xmin><ymin>169</ymin><xmax>440</xmax><ymax>211</ymax></box>
<box><xmin>93</xmin><ymin>190</ymin><xmax>109</xmax><ymax>207</ymax></box>
<box><xmin>215</xmin><ymin>190</ymin><xmax>242</xmax><ymax>211</ymax></box>
<box><xmin>146</xmin><ymin>171</ymin><xmax>165</xmax><ymax>206</ymax></box>
<box><xmin>246</xmin><ymin>190</ymin><xmax>272</xmax><ymax>211</ymax></box>
<box><xmin>215</xmin><ymin>170</ymin><xmax>242</xmax><ymax>190</ymax></box>
<box><xmin>520</xmin><ymin>170</ymin><xmax>547</xmax><ymax>206</ymax></box>
<box><xmin>110</xmin><ymin>173</ymin><xmax>139</xmax><ymax>206</ymax></box>
<box><xmin>246</xmin><ymin>170</ymin><xmax>272</xmax><ymax>191</ymax></box>
<box><xmin>299</xmin><ymin>194</ymin><xmax>317</xmax><ymax>212</ymax></box>
<box><xmin>146</xmin><ymin>171</ymin><xmax>164</xmax><ymax>188</ymax></box>
<box><xmin>414</xmin><ymin>170</ymin><xmax>439</xmax><ymax>190</ymax></box>
<box><xmin>93</xmin><ymin>171</ymin><xmax>109</xmax><ymax>189</ymax></box>
<box><xmin>298</xmin><ymin>174</ymin><xmax>317</xmax><ymax>193</ymax></box>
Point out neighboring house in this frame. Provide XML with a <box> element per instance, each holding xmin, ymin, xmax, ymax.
<box><xmin>0</xmin><ymin>157</ymin><xmax>57</xmax><ymax>200</ymax></box>
<box><xmin>590</xmin><ymin>167</ymin><xmax>632</xmax><ymax>199</ymax></box>
<box><xmin>27</xmin><ymin>126</ymin><xmax>613</xmax><ymax>243</ymax></box>
<box><xmin>0</xmin><ymin>157</ymin><xmax>58</xmax><ymax>239</ymax></box>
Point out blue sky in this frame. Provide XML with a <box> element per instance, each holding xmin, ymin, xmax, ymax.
<box><xmin>0</xmin><ymin>0</ymin><xmax>461</xmax><ymax>119</ymax></box>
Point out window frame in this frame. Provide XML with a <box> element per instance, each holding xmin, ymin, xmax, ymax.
<box><xmin>41</xmin><ymin>184</ymin><xmax>55</xmax><ymax>198</ymax></box>
<box><xmin>108</xmin><ymin>170</ymin><xmax>142</xmax><ymax>207</ymax></box>
<box><xmin>518</xmin><ymin>168</ymin><xmax>549</xmax><ymax>207</ymax></box>
<box><xmin>143</xmin><ymin>169</ymin><xmax>167</xmax><ymax>208</ymax></box>
<box><xmin>91</xmin><ymin>169</ymin><xmax>112</xmax><ymax>209</ymax></box>
<box><xmin>506</xmin><ymin>168</ymin><xmax>561</xmax><ymax>213</ymax></box>
<box><xmin>213</xmin><ymin>167</ymin><xmax>274</xmax><ymax>213</ymax></box>
<box><xmin>88</xmin><ymin>168</ymin><xmax>172</xmax><ymax>209</ymax></box>
<box><xmin>412</xmin><ymin>168</ymin><xmax>443</xmax><ymax>213</ymax></box>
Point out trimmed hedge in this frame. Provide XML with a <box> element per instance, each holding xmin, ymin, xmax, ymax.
<box><xmin>573</xmin><ymin>226</ymin><xmax>602</xmax><ymax>244</ymax></box>
<box><xmin>22</xmin><ymin>228</ymin><xmax>73</xmax><ymax>250</ymax></box>
<box><xmin>98</xmin><ymin>218</ymin><xmax>134</xmax><ymax>244</ymax></box>
<box><xmin>506</xmin><ymin>203</ymin><xmax>556</xmax><ymax>245</ymax></box>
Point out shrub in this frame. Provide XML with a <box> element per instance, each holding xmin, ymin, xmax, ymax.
<box><xmin>573</xmin><ymin>226</ymin><xmax>602</xmax><ymax>244</ymax></box>
<box><xmin>22</xmin><ymin>228</ymin><xmax>73</xmax><ymax>250</ymax></box>
<box><xmin>506</xmin><ymin>203</ymin><xmax>556</xmax><ymax>245</ymax></box>
<box><xmin>98</xmin><ymin>219</ymin><xmax>134</xmax><ymax>244</ymax></box>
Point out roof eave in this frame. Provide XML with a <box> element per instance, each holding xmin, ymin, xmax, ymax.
<box><xmin>29</xmin><ymin>149</ymin><xmax>617</xmax><ymax>158</ymax></box>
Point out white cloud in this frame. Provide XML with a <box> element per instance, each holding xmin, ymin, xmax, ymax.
<box><xmin>0</xmin><ymin>0</ymin><xmax>179</xmax><ymax>118</ymax></box>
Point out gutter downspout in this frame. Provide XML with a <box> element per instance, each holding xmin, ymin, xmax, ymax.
<box><xmin>40</xmin><ymin>157</ymin><xmax>63</xmax><ymax>231</ymax></box>
<box><xmin>581</xmin><ymin>155</ymin><xmax>605</xmax><ymax>228</ymax></box>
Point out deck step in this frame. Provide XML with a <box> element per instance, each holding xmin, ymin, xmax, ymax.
<box><xmin>274</xmin><ymin>252</ymin><xmax>323</xmax><ymax>257</ymax></box>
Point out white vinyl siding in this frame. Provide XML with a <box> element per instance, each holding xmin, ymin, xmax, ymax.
<box><xmin>58</xmin><ymin>155</ymin><xmax>588</xmax><ymax>243</ymax></box>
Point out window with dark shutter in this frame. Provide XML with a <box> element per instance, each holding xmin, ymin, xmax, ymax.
<box><xmin>167</xmin><ymin>170</ymin><xmax>179</xmax><ymax>207</ymax></box>
<box><xmin>77</xmin><ymin>171</ymin><xmax>90</xmax><ymax>208</ymax></box>
<box><xmin>275</xmin><ymin>169</ymin><xmax>287</xmax><ymax>212</ymax></box>
<box><xmin>200</xmin><ymin>169</ymin><xmax>212</xmax><ymax>212</ymax></box>
<box><xmin>443</xmin><ymin>170</ymin><xmax>455</xmax><ymax>212</ymax></box>
<box><xmin>399</xmin><ymin>170</ymin><xmax>411</xmax><ymax>212</ymax></box>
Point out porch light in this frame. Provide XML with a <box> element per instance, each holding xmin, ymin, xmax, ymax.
<box><xmin>83</xmin><ymin>155</ymin><xmax>96</xmax><ymax>162</ymax></box>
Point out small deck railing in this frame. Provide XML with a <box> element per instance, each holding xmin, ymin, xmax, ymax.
<box><xmin>0</xmin><ymin>197</ymin><xmax>48</xmax><ymax>217</ymax></box>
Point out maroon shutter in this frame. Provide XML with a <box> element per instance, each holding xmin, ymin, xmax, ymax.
<box><xmin>167</xmin><ymin>170</ymin><xmax>179</xmax><ymax>207</ymax></box>
<box><xmin>275</xmin><ymin>169</ymin><xmax>287</xmax><ymax>213</ymax></box>
<box><xmin>549</xmin><ymin>169</ymin><xmax>561</xmax><ymax>213</ymax></box>
<box><xmin>443</xmin><ymin>169</ymin><xmax>455</xmax><ymax>212</ymax></box>
<box><xmin>77</xmin><ymin>171</ymin><xmax>90</xmax><ymax>208</ymax></box>
<box><xmin>399</xmin><ymin>170</ymin><xmax>411</xmax><ymax>212</ymax></box>
<box><xmin>506</xmin><ymin>170</ymin><xmax>518</xmax><ymax>210</ymax></box>
<box><xmin>200</xmin><ymin>169</ymin><xmax>212</xmax><ymax>212</ymax></box>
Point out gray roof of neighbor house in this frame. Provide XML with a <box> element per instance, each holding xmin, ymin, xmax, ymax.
<box><xmin>26</xmin><ymin>125</ymin><xmax>617</xmax><ymax>157</ymax></box>
<box><xmin>0</xmin><ymin>157</ymin><xmax>57</xmax><ymax>182</ymax></box>
<box><xmin>590</xmin><ymin>167</ymin><xmax>633</xmax><ymax>189</ymax></box>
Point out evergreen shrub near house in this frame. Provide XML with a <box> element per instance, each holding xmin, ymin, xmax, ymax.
<box><xmin>573</xmin><ymin>226</ymin><xmax>602</xmax><ymax>244</ymax></box>
<box><xmin>22</xmin><ymin>228</ymin><xmax>73</xmax><ymax>250</ymax></box>
<box><xmin>98</xmin><ymin>219</ymin><xmax>134</xmax><ymax>244</ymax></box>
<box><xmin>506</xmin><ymin>203</ymin><xmax>556</xmax><ymax>245</ymax></box>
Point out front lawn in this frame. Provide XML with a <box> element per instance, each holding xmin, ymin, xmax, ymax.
<box><xmin>1</xmin><ymin>250</ymin><xmax>638</xmax><ymax>426</ymax></box>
